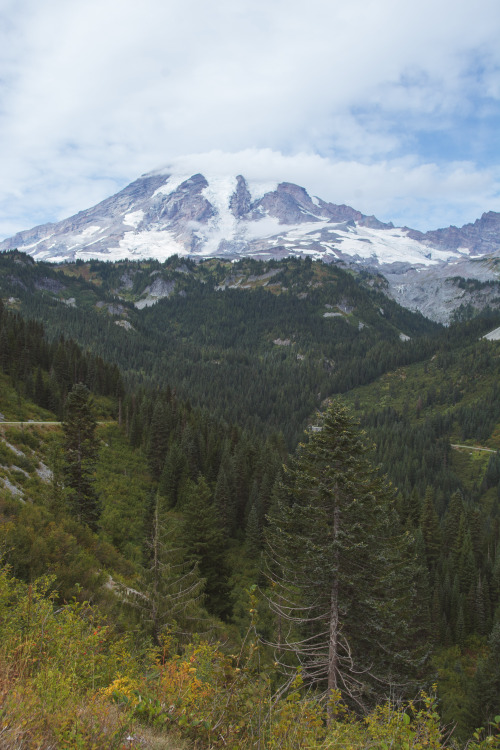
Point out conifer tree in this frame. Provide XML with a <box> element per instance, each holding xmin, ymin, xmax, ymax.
<box><xmin>455</xmin><ymin>602</ymin><xmax>466</xmax><ymax>646</ymax></box>
<box><xmin>182</xmin><ymin>476</ymin><xmax>231</xmax><ymax>618</ymax></box>
<box><xmin>431</xmin><ymin>576</ymin><xmax>442</xmax><ymax>637</ymax></box>
<box><xmin>492</xmin><ymin>550</ymin><xmax>500</xmax><ymax>606</ymax></box>
<box><xmin>420</xmin><ymin>486</ymin><xmax>442</xmax><ymax>571</ymax></box>
<box><xmin>147</xmin><ymin>400</ymin><xmax>170</xmax><ymax>479</ymax></box>
<box><xmin>458</xmin><ymin>530</ymin><xmax>477</xmax><ymax>596</ymax></box>
<box><xmin>118</xmin><ymin>494</ymin><xmax>205</xmax><ymax>645</ymax></box>
<box><xmin>407</xmin><ymin>486</ymin><xmax>421</xmax><ymax>527</ymax></box>
<box><xmin>214</xmin><ymin>463</ymin><xmax>236</xmax><ymax>533</ymax></box>
<box><xmin>443</xmin><ymin>490</ymin><xmax>464</xmax><ymax>548</ymax></box>
<box><xmin>159</xmin><ymin>440</ymin><xmax>188</xmax><ymax>506</ymax></box>
<box><xmin>245</xmin><ymin>500</ymin><xmax>261</xmax><ymax>559</ymax></box>
<box><xmin>180</xmin><ymin>423</ymin><xmax>200</xmax><ymax>480</ymax></box>
<box><xmin>34</xmin><ymin>366</ymin><xmax>45</xmax><ymax>408</ymax></box>
<box><xmin>129</xmin><ymin>408</ymin><xmax>143</xmax><ymax>449</ymax></box>
<box><xmin>469</xmin><ymin>621</ymin><xmax>500</xmax><ymax>727</ymax></box>
<box><xmin>62</xmin><ymin>382</ymin><xmax>100</xmax><ymax>530</ymax></box>
<box><xmin>265</xmin><ymin>401</ymin><xmax>420</xmax><ymax>715</ymax></box>
<box><xmin>475</xmin><ymin>574</ymin><xmax>486</xmax><ymax>635</ymax></box>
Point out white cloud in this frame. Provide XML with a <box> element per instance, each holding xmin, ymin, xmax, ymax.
<box><xmin>159</xmin><ymin>150</ymin><xmax>500</xmax><ymax>230</ymax></box>
<box><xmin>0</xmin><ymin>0</ymin><xmax>499</xmax><ymax>237</ymax></box>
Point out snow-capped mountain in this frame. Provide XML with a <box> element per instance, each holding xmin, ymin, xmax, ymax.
<box><xmin>1</xmin><ymin>169</ymin><xmax>499</xmax><ymax>322</ymax></box>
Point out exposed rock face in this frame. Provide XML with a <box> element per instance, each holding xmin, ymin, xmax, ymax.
<box><xmin>483</xmin><ymin>326</ymin><xmax>500</xmax><ymax>341</ymax></box>
<box><xmin>8</xmin><ymin>276</ymin><xmax>27</xmax><ymax>291</ymax></box>
<box><xmin>255</xmin><ymin>183</ymin><xmax>322</xmax><ymax>225</ymax></box>
<box><xmin>143</xmin><ymin>174</ymin><xmax>215</xmax><ymax>227</ymax></box>
<box><xmin>96</xmin><ymin>301</ymin><xmax>127</xmax><ymax>316</ymax></box>
<box><xmin>230</xmin><ymin>175</ymin><xmax>252</xmax><ymax>218</ymax></box>
<box><xmin>115</xmin><ymin>320</ymin><xmax>134</xmax><ymax>331</ymax></box>
<box><xmin>384</xmin><ymin>266</ymin><xmax>500</xmax><ymax>324</ymax></box>
<box><xmin>119</xmin><ymin>272</ymin><xmax>134</xmax><ymax>290</ymax></box>
<box><xmin>34</xmin><ymin>277</ymin><xmax>65</xmax><ymax>293</ymax></box>
<box><xmin>407</xmin><ymin>211</ymin><xmax>500</xmax><ymax>254</ymax></box>
<box><xmin>135</xmin><ymin>278</ymin><xmax>176</xmax><ymax>309</ymax></box>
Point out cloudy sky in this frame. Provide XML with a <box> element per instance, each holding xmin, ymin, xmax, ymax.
<box><xmin>0</xmin><ymin>0</ymin><xmax>499</xmax><ymax>238</ymax></box>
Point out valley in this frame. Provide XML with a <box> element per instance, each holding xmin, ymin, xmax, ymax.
<box><xmin>1</xmin><ymin>251</ymin><xmax>500</xmax><ymax>747</ymax></box>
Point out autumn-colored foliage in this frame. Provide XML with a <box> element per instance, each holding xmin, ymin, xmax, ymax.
<box><xmin>1</xmin><ymin>565</ymin><xmax>499</xmax><ymax>749</ymax></box>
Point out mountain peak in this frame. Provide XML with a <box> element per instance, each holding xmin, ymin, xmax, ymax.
<box><xmin>1</xmin><ymin>169</ymin><xmax>499</xmax><ymax>324</ymax></box>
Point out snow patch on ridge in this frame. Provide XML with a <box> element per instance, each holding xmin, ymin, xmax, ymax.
<box><xmin>79</xmin><ymin>225</ymin><xmax>101</xmax><ymax>238</ymax></box>
<box><xmin>113</xmin><ymin>230</ymin><xmax>187</xmax><ymax>261</ymax></box>
<box><xmin>123</xmin><ymin>210</ymin><xmax>144</xmax><ymax>228</ymax></box>
<box><xmin>243</xmin><ymin>215</ymin><xmax>288</xmax><ymax>240</ymax></box>
<box><xmin>247</xmin><ymin>180</ymin><xmax>279</xmax><ymax>202</ymax></box>
<box><xmin>153</xmin><ymin>174</ymin><xmax>193</xmax><ymax>198</ymax></box>
<box><xmin>20</xmin><ymin>233</ymin><xmax>55</xmax><ymax>251</ymax></box>
<box><xmin>201</xmin><ymin>176</ymin><xmax>239</xmax><ymax>253</ymax></box>
<box><xmin>332</xmin><ymin>227</ymin><xmax>462</xmax><ymax>266</ymax></box>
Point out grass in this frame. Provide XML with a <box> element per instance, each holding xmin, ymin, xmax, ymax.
<box><xmin>126</xmin><ymin>725</ymin><xmax>189</xmax><ymax>749</ymax></box>
<box><xmin>0</xmin><ymin>372</ymin><xmax>56</xmax><ymax>422</ymax></box>
<box><xmin>59</xmin><ymin>262</ymin><xmax>103</xmax><ymax>285</ymax></box>
<box><xmin>449</xmin><ymin>448</ymin><xmax>491</xmax><ymax>493</ymax></box>
<box><xmin>343</xmin><ymin>346</ymin><xmax>500</xmax><ymax>430</ymax></box>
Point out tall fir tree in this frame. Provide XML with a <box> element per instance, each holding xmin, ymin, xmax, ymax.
<box><xmin>62</xmin><ymin>382</ymin><xmax>100</xmax><ymax>530</ymax></box>
<box><xmin>469</xmin><ymin>621</ymin><xmax>500</xmax><ymax>728</ymax></box>
<box><xmin>118</xmin><ymin>494</ymin><xmax>205</xmax><ymax>645</ymax></box>
<box><xmin>159</xmin><ymin>439</ymin><xmax>188</xmax><ymax>507</ymax></box>
<box><xmin>265</xmin><ymin>401</ymin><xmax>421</xmax><ymax>716</ymax></box>
<box><xmin>181</xmin><ymin>476</ymin><xmax>231</xmax><ymax>619</ymax></box>
<box><xmin>147</xmin><ymin>399</ymin><xmax>171</xmax><ymax>480</ymax></box>
<box><xmin>420</xmin><ymin>486</ymin><xmax>442</xmax><ymax>572</ymax></box>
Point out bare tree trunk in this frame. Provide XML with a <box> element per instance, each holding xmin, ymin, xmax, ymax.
<box><xmin>327</xmin><ymin>502</ymin><xmax>340</xmax><ymax>726</ymax></box>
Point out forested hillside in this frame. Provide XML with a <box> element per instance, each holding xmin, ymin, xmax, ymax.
<box><xmin>340</xmin><ymin>330</ymin><xmax>500</xmax><ymax>737</ymax></box>
<box><xmin>1</xmin><ymin>254</ymin><xmax>500</xmax><ymax>747</ymax></box>
<box><xmin>0</xmin><ymin>250</ymin><xmax>442</xmax><ymax>444</ymax></box>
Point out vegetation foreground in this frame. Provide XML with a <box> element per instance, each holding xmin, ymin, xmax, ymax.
<box><xmin>2</xmin><ymin>565</ymin><xmax>499</xmax><ymax>750</ymax></box>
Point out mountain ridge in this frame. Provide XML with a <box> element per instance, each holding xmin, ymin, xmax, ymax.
<box><xmin>1</xmin><ymin>169</ymin><xmax>499</xmax><ymax>322</ymax></box>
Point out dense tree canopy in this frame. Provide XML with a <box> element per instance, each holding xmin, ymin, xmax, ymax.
<box><xmin>62</xmin><ymin>382</ymin><xmax>100</xmax><ymax>529</ymax></box>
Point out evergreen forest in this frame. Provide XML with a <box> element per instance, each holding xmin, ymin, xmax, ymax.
<box><xmin>1</xmin><ymin>250</ymin><xmax>500</xmax><ymax>748</ymax></box>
